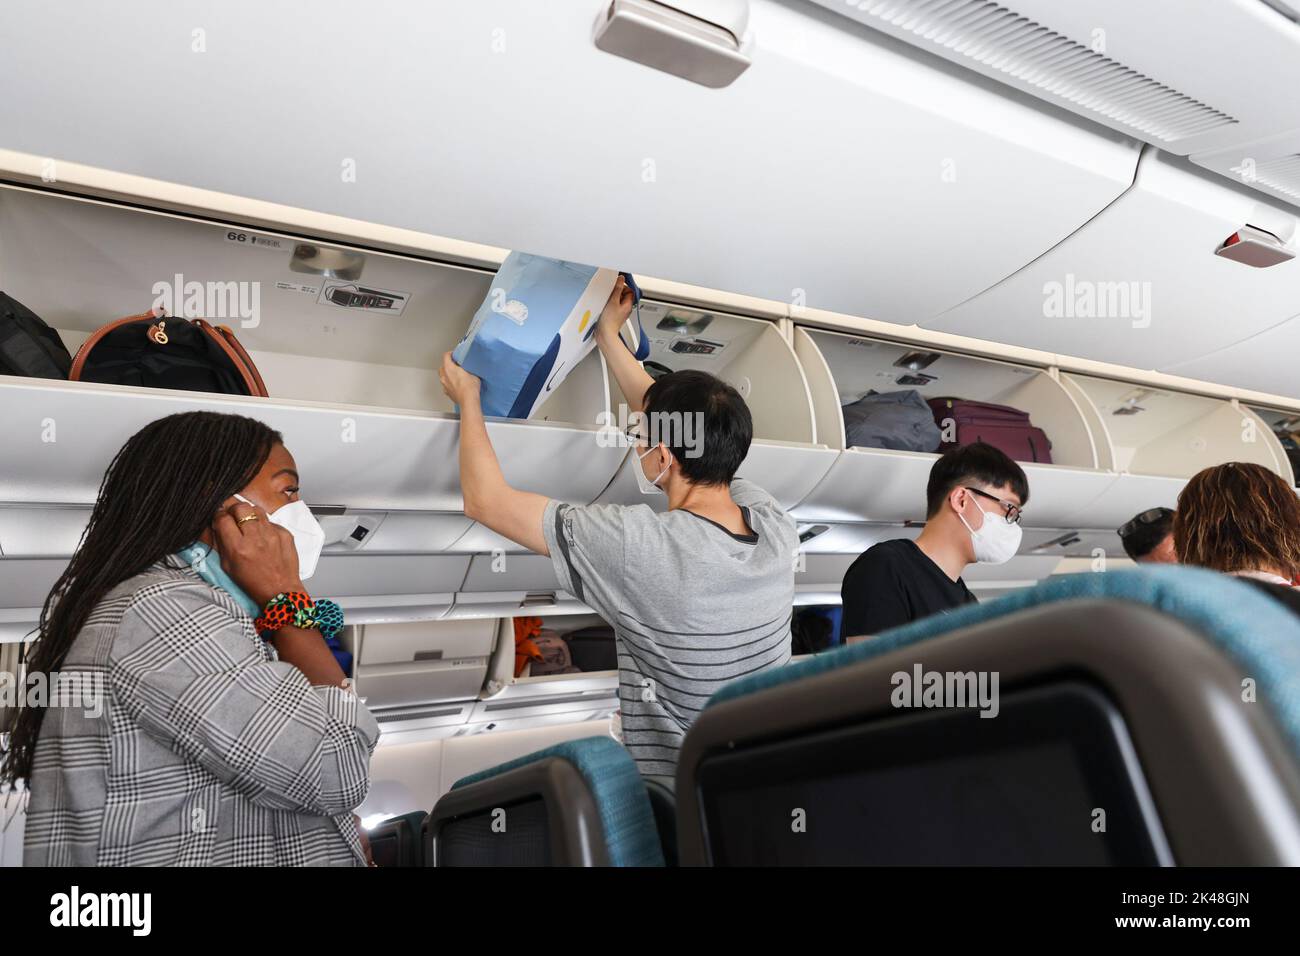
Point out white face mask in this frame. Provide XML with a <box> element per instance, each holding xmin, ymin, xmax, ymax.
<box><xmin>957</xmin><ymin>496</ymin><xmax>1022</xmax><ymax>565</ymax></box>
<box><xmin>634</xmin><ymin>444</ymin><xmax>671</xmax><ymax>496</ymax></box>
<box><xmin>234</xmin><ymin>494</ymin><xmax>326</xmax><ymax>580</ymax></box>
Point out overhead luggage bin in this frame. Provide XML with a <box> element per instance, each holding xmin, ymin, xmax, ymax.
<box><xmin>310</xmin><ymin>554</ymin><xmax>471</xmax><ymax>625</ymax></box>
<box><xmin>791</xmin><ymin>328</ymin><xmax>1112</xmax><ymax>529</ymax></box>
<box><xmin>1061</xmin><ymin>374</ymin><xmax>1292</xmax><ymax>528</ymax></box>
<box><xmin>0</xmin><ymin>182</ymin><xmax>627</xmax><ymax>523</ymax></box>
<box><xmin>1242</xmin><ymin>404</ymin><xmax>1300</xmax><ymax>488</ymax></box>
<box><xmin>928</xmin><ymin>151</ymin><xmax>1300</xmax><ymax>378</ymax></box>
<box><xmin>445</xmin><ymin>554</ymin><xmax>588</xmax><ymax>620</ymax></box>
<box><xmin>353</xmin><ymin>618</ymin><xmax>498</xmax><ymax>711</ymax></box>
<box><xmin>0</xmin><ymin>0</ymin><xmax>1140</xmax><ymax>329</ymax></box>
<box><xmin>593</xmin><ymin>300</ymin><xmax>837</xmax><ymax>511</ymax></box>
<box><xmin>0</xmin><ymin>556</ymin><xmax>65</xmax><ymax>643</ymax></box>
<box><xmin>0</xmin><ymin>506</ymin><xmax>94</xmax><ymax>557</ymax></box>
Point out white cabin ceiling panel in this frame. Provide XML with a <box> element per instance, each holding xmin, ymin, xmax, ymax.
<box><xmin>814</xmin><ymin>0</ymin><xmax>1300</xmax><ymax>207</ymax></box>
<box><xmin>929</xmin><ymin>150</ymin><xmax>1300</xmax><ymax>378</ymax></box>
<box><xmin>0</xmin><ymin>0</ymin><xmax>1135</xmax><ymax>325</ymax></box>
<box><xmin>1194</xmin><ymin>136</ymin><xmax>1300</xmax><ymax>209</ymax></box>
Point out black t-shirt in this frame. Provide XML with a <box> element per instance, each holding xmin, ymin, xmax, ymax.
<box><xmin>841</xmin><ymin>538</ymin><xmax>977</xmax><ymax>638</ymax></box>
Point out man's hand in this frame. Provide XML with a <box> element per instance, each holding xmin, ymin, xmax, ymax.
<box><xmin>439</xmin><ymin>351</ymin><xmax>482</xmax><ymax>407</ymax></box>
<box><xmin>593</xmin><ymin>275</ymin><xmax>653</xmax><ymax>412</ymax></box>
<box><xmin>595</xmin><ymin>275</ymin><xmax>635</xmax><ymax>346</ymax></box>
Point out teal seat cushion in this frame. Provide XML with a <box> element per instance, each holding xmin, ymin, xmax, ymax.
<box><xmin>452</xmin><ymin>736</ymin><xmax>665</xmax><ymax>867</ymax></box>
<box><xmin>708</xmin><ymin>566</ymin><xmax>1300</xmax><ymax>759</ymax></box>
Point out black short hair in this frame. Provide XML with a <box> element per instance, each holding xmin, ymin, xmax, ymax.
<box><xmin>642</xmin><ymin>370</ymin><xmax>752</xmax><ymax>486</ymax></box>
<box><xmin>1120</xmin><ymin>507</ymin><xmax>1175</xmax><ymax>561</ymax></box>
<box><xmin>925</xmin><ymin>442</ymin><xmax>1030</xmax><ymax>518</ymax></box>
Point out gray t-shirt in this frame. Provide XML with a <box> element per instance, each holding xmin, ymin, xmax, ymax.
<box><xmin>541</xmin><ymin>478</ymin><xmax>797</xmax><ymax>778</ymax></box>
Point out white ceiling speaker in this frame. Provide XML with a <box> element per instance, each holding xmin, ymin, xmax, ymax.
<box><xmin>593</xmin><ymin>0</ymin><xmax>754</xmax><ymax>88</ymax></box>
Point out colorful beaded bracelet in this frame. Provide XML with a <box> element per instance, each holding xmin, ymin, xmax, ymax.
<box><xmin>254</xmin><ymin>591</ymin><xmax>345</xmax><ymax>641</ymax></box>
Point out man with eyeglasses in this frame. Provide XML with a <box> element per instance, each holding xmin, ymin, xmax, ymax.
<box><xmin>1117</xmin><ymin>507</ymin><xmax>1177</xmax><ymax>564</ymax></box>
<box><xmin>841</xmin><ymin>443</ymin><xmax>1029</xmax><ymax>639</ymax></box>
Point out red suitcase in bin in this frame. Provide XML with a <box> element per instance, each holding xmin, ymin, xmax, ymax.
<box><xmin>927</xmin><ymin>398</ymin><xmax>1053</xmax><ymax>464</ymax></box>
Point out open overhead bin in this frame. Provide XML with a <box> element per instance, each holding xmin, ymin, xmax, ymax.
<box><xmin>0</xmin><ymin>182</ymin><xmax>627</xmax><ymax>522</ymax></box>
<box><xmin>0</xmin><ymin>0</ymin><xmax>1139</xmax><ymax>326</ymax></box>
<box><xmin>1062</xmin><ymin>374</ymin><xmax>1293</xmax><ymax>528</ymax></box>
<box><xmin>791</xmin><ymin>328</ymin><xmax>1112</xmax><ymax>529</ymax></box>
<box><xmin>1243</xmin><ymin>404</ymin><xmax>1300</xmax><ymax>487</ymax></box>
<box><xmin>444</xmin><ymin>554</ymin><xmax>588</xmax><ymax>620</ymax></box>
<box><xmin>352</xmin><ymin>618</ymin><xmax>497</xmax><ymax>713</ymax></box>
<box><xmin>592</xmin><ymin>299</ymin><xmax>837</xmax><ymax>512</ymax></box>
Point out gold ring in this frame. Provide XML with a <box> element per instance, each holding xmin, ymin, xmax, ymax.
<box><xmin>237</xmin><ymin>513</ymin><xmax>260</xmax><ymax>525</ymax></box>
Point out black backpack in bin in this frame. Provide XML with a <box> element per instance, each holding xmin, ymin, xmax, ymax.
<box><xmin>0</xmin><ymin>292</ymin><xmax>73</xmax><ymax>379</ymax></box>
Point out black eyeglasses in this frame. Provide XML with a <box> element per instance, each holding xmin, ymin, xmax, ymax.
<box><xmin>964</xmin><ymin>486</ymin><xmax>1022</xmax><ymax>525</ymax></box>
<box><xmin>1118</xmin><ymin>507</ymin><xmax>1173</xmax><ymax>539</ymax></box>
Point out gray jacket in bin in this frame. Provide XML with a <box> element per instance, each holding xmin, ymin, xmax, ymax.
<box><xmin>842</xmin><ymin>389</ymin><xmax>942</xmax><ymax>452</ymax></box>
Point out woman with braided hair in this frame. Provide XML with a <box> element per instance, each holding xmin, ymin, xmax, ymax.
<box><xmin>4</xmin><ymin>411</ymin><xmax>377</xmax><ymax>865</ymax></box>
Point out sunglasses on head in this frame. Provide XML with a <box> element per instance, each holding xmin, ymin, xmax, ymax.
<box><xmin>1118</xmin><ymin>507</ymin><xmax>1173</xmax><ymax>539</ymax></box>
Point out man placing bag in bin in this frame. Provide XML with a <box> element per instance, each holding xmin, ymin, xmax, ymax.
<box><xmin>439</xmin><ymin>275</ymin><xmax>798</xmax><ymax>785</ymax></box>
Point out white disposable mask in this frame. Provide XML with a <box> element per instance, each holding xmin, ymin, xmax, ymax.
<box><xmin>234</xmin><ymin>494</ymin><xmax>326</xmax><ymax>580</ymax></box>
<box><xmin>634</xmin><ymin>444</ymin><xmax>671</xmax><ymax>496</ymax></box>
<box><xmin>958</xmin><ymin>498</ymin><xmax>1022</xmax><ymax>565</ymax></box>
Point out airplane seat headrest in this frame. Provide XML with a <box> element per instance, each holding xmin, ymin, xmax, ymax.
<box><xmin>366</xmin><ymin>810</ymin><xmax>427</xmax><ymax>868</ymax></box>
<box><xmin>675</xmin><ymin>566</ymin><xmax>1300</xmax><ymax>865</ymax></box>
<box><xmin>707</xmin><ymin>566</ymin><xmax>1300</xmax><ymax>758</ymax></box>
<box><xmin>435</xmin><ymin>736</ymin><xmax>665</xmax><ymax>867</ymax></box>
<box><xmin>641</xmin><ymin>778</ymin><xmax>678</xmax><ymax>867</ymax></box>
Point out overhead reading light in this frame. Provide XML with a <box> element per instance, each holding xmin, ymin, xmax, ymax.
<box><xmin>1112</xmin><ymin>389</ymin><xmax>1153</xmax><ymax>416</ymax></box>
<box><xmin>290</xmin><ymin>243</ymin><xmax>366</xmax><ymax>281</ymax></box>
<box><xmin>895</xmin><ymin>372</ymin><xmax>936</xmax><ymax>387</ymax></box>
<box><xmin>1033</xmin><ymin>532</ymin><xmax>1083</xmax><ymax>552</ymax></box>
<box><xmin>893</xmin><ymin>350</ymin><xmax>941</xmax><ymax>373</ymax></box>
<box><xmin>593</xmin><ymin>0</ymin><xmax>754</xmax><ymax>88</ymax></box>
<box><xmin>1215</xmin><ymin>224</ymin><xmax>1297</xmax><ymax>268</ymax></box>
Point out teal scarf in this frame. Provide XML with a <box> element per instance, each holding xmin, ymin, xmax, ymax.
<box><xmin>177</xmin><ymin>542</ymin><xmax>261</xmax><ymax>618</ymax></box>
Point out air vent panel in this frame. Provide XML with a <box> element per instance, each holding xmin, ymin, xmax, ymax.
<box><xmin>1252</xmin><ymin>154</ymin><xmax>1300</xmax><ymax>203</ymax></box>
<box><xmin>831</xmin><ymin>0</ymin><xmax>1238</xmax><ymax>143</ymax></box>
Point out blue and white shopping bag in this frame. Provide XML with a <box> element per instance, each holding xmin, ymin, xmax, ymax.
<box><xmin>453</xmin><ymin>252</ymin><xmax>649</xmax><ymax>419</ymax></box>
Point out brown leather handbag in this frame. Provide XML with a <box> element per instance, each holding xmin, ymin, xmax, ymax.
<box><xmin>69</xmin><ymin>310</ymin><xmax>268</xmax><ymax>397</ymax></box>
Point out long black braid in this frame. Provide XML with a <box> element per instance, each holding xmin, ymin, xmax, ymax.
<box><xmin>1</xmin><ymin>411</ymin><xmax>282</xmax><ymax>785</ymax></box>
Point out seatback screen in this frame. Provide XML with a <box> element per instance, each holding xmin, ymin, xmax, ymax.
<box><xmin>698</xmin><ymin>682</ymin><xmax>1168</xmax><ymax>866</ymax></box>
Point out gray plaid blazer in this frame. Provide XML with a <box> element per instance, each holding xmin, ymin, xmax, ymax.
<box><xmin>24</xmin><ymin>561</ymin><xmax>379</xmax><ymax>866</ymax></box>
